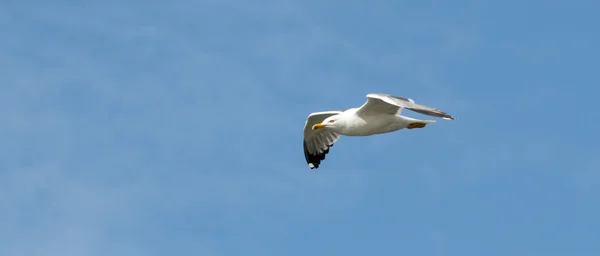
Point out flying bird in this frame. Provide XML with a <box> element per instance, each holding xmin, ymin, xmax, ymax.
<box><xmin>302</xmin><ymin>93</ymin><xmax>455</xmax><ymax>169</ymax></box>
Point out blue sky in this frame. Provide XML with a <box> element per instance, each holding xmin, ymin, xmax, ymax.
<box><xmin>1</xmin><ymin>0</ymin><xmax>599</xmax><ymax>255</ymax></box>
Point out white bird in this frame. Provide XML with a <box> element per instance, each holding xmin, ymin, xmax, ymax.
<box><xmin>303</xmin><ymin>93</ymin><xmax>455</xmax><ymax>169</ymax></box>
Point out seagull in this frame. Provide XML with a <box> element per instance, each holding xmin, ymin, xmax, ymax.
<box><xmin>302</xmin><ymin>93</ymin><xmax>455</xmax><ymax>169</ymax></box>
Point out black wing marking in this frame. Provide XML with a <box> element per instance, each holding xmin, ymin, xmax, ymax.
<box><xmin>303</xmin><ymin>140</ymin><xmax>334</xmax><ymax>169</ymax></box>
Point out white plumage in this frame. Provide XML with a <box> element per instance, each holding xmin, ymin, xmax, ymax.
<box><xmin>302</xmin><ymin>93</ymin><xmax>455</xmax><ymax>169</ymax></box>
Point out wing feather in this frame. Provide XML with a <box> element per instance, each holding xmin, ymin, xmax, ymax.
<box><xmin>357</xmin><ymin>93</ymin><xmax>455</xmax><ymax>120</ymax></box>
<box><xmin>302</xmin><ymin>111</ymin><xmax>343</xmax><ymax>169</ymax></box>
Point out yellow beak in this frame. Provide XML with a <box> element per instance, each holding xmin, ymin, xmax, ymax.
<box><xmin>312</xmin><ymin>123</ymin><xmax>326</xmax><ymax>130</ymax></box>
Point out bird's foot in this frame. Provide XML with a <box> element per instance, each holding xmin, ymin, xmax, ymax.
<box><xmin>407</xmin><ymin>122</ymin><xmax>427</xmax><ymax>129</ymax></box>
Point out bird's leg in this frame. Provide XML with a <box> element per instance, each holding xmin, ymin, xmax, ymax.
<box><xmin>407</xmin><ymin>122</ymin><xmax>427</xmax><ymax>129</ymax></box>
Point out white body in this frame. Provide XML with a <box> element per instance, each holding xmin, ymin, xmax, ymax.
<box><xmin>330</xmin><ymin>108</ymin><xmax>435</xmax><ymax>136</ymax></box>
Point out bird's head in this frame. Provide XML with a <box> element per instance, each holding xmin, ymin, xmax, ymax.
<box><xmin>312</xmin><ymin>115</ymin><xmax>342</xmax><ymax>130</ymax></box>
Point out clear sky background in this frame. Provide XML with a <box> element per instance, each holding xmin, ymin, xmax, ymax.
<box><xmin>1</xmin><ymin>1</ymin><xmax>599</xmax><ymax>255</ymax></box>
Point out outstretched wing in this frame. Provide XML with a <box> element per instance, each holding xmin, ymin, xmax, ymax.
<box><xmin>302</xmin><ymin>111</ymin><xmax>343</xmax><ymax>169</ymax></box>
<box><xmin>357</xmin><ymin>93</ymin><xmax>455</xmax><ymax>120</ymax></box>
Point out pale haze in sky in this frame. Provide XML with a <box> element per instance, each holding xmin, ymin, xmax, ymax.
<box><xmin>1</xmin><ymin>1</ymin><xmax>599</xmax><ymax>255</ymax></box>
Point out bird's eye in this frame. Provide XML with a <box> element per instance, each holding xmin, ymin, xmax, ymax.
<box><xmin>329</xmin><ymin>120</ymin><xmax>335</xmax><ymax>123</ymax></box>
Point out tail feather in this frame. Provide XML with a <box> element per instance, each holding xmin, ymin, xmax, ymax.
<box><xmin>400</xmin><ymin>115</ymin><xmax>436</xmax><ymax>124</ymax></box>
<box><xmin>399</xmin><ymin>115</ymin><xmax>436</xmax><ymax>129</ymax></box>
